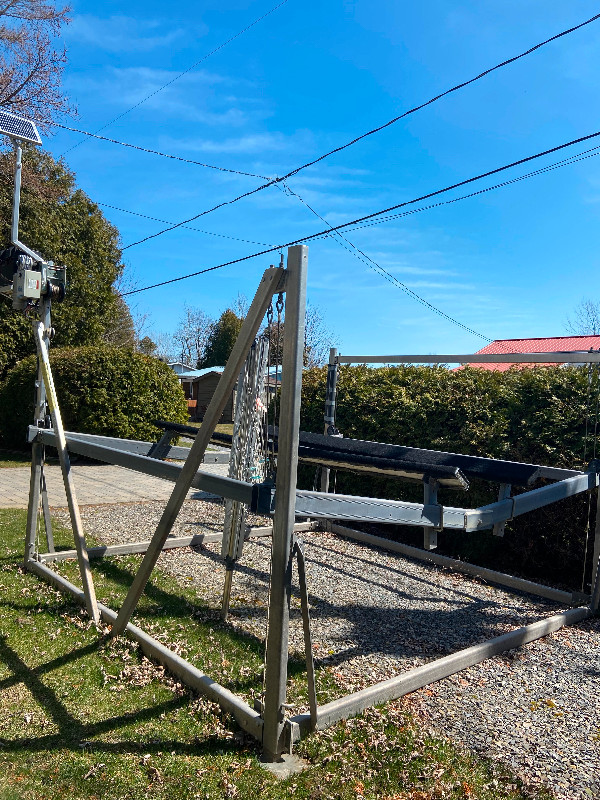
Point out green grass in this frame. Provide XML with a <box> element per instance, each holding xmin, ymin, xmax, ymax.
<box><xmin>0</xmin><ymin>508</ymin><xmax>553</xmax><ymax>800</ymax></box>
<box><xmin>0</xmin><ymin>449</ymin><xmax>34</xmax><ymax>468</ymax></box>
<box><xmin>0</xmin><ymin>450</ymin><xmax>63</xmax><ymax>469</ymax></box>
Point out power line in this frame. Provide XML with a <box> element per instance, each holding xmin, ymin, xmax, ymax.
<box><xmin>121</xmin><ymin>11</ymin><xmax>600</xmax><ymax>252</ymax></box>
<box><xmin>343</xmin><ymin>143</ymin><xmax>600</xmax><ymax>234</ymax></box>
<box><xmin>122</xmin><ymin>127</ymin><xmax>600</xmax><ymax>297</ymax></box>
<box><xmin>98</xmin><ymin>201</ymin><xmax>274</xmax><ymax>246</ymax></box>
<box><xmin>52</xmin><ymin>123</ymin><xmax>270</xmax><ymax>179</ymax></box>
<box><xmin>278</xmin><ymin>181</ymin><xmax>492</xmax><ymax>340</ymax></box>
<box><xmin>122</xmin><ymin>179</ymin><xmax>275</xmax><ymax>251</ymax></box>
<box><xmin>104</xmin><ymin>137</ymin><xmax>600</xmax><ymax>260</ymax></box>
<box><xmin>61</xmin><ymin>0</ymin><xmax>290</xmax><ymax>156</ymax></box>
<box><xmin>281</xmin><ymin>11</ymin><xmax>600</xmax><ymax>181</ymax></box>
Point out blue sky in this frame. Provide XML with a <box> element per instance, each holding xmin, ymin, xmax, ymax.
<box><xmin>40</xmin><ymin>0</ymin><xmax>600</xmax><ymax>356</ymax></box>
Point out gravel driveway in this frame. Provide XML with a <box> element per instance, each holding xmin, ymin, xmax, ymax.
<box><xmin>55</xmin><ymin>498</ymin><xmax>600</xmax><ymax>800</ymax></box>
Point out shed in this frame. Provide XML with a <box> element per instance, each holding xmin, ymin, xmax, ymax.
<box><xmin>188</xmin><ymin>367</ymin><xmax>236</xmax><ymax>423</ymax></box>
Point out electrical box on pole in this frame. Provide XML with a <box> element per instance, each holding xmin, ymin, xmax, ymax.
<box><xmin>0</xmin><ymin>110</ymin><xmax>67</xmax><ymax>311</ymax></box>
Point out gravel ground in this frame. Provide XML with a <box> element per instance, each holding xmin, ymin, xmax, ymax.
<box><xmin>56</xmin><ymin>499</ymin><xmax>600</xmax><ymax>800</ymax></box>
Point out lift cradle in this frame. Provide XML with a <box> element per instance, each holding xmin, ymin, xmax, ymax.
<box><xmin>20</xmin><ymin>248</ymin><xmax>600</xmax><ymax>761</ymax></box>
<box><xmin>5</xmin><ymin>106</ymin><xmax>597</xmax><ymax>763</ymax></box>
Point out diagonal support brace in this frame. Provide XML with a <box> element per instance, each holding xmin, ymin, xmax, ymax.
<box><xmin>112</xmin><ymin>266</ymin><xmax>285</xmax><ymax>635</ymax></box>
<box><xmin>293</xmin><ymin>537</ymin><xmax>317</xmax><ymax>730</ymax></box>
<box><xmin>33</xmin><ymin>322</ymin><xmax>99</xmax><ymax>623</ymax></box>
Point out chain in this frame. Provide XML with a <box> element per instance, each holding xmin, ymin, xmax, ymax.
<box><xmin>274</xmin><ymin>294</ymin><xmax>283</xmax><ymax>433</ymax></box>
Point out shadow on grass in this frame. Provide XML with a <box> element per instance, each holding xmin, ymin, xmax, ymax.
<box><xmin>0</xmin><ymin>635</ymin><xmax>256</xmax><ymax>758</ymax></box>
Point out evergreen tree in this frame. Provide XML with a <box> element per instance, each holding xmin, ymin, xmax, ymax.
<box><xmin>0</xmin><ymin>146</ymin><xmax>130</xmax><ymax>378</ymax></box>
<box><xmin>199</xmin><ymin>309</ymin><xmax>243</xmax><ymax>368</ymax></box>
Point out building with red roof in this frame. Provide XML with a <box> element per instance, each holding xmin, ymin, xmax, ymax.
<box><xmin>462</xmin><ymin>335</ymin><xmax>600</xmax><ymax>371</ymax></box>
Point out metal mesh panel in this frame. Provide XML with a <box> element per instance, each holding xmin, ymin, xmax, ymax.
<box><xmin>0</xmin><ymin>110</ymin><xmax>42</xmax><ymax>144</ymax></box>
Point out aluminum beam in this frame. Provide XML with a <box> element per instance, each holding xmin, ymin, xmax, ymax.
<box><xmin>30</xmin><ymin>428</ymin><xmax>229</xmax><ymax>464</ymax></box>
<box><xmin>32</xmin><ymin>428</ymin><xmax>252</xmax><ymax>504</ymax></box>
<box><xmin>263</xmin><ymin>246</ymin><xmax>308</xmax><ymax>761</ymax></box>
<box><xmin>27</xmin><ymin>559</ymin><xmax>263</xmax><ymax>741</ymax></box>
<box><xmin>329</xmin><ymin>523</ymin><xmax>576</xmax><ymax>604</ymax></box>
<box><xmin>290</xmin><ymin>605</ymin><xmax>591</xmax><ymax>734</ymax></box>
<box><xmin>465</xmin><ymin>472</ymin><xmax>599</xmax><ymax>532</ymax></box>
<box><xmin>113</xmin><ymin>265</ymin><xmax>286</xmax><ymax>636</ymax></box>
<box><xmin>38</xmin><ymin>532</ymin><xmax>224</xmax><ymax>562</ymax></box>
<box><xmin>33</xmin><ymin>322</ymin><xmax>99</xmax><ymax>623</ymax></box>
<box><xmin>294</xmin><ymin>489</ymin><xmax>465</xmax><ymax>529</ymax></box>
<box><xmin>337</xmin><ymin>352</ymin><xmax>600</xmax><ymax>365</ymax></box>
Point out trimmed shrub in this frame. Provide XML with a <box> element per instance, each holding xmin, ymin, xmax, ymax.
<box><xmin>0</xmin><ymin>346</ymin><xmax>189</xmax><ymax>448</ymax></box>
<box><xmin>299</xmin><ymin>364</ymin><xmax>599</xmax><ymax>589</ymax></box>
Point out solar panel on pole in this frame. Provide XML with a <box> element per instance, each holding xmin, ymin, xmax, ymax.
<box><xmin>0</xmin><ymin>110</ymin><xmax>42</xmax><ymax>144</ymax></box>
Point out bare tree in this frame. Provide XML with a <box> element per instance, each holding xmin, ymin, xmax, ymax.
<box><xmin>232</xmin><ymin>292</ymin><xmax>249</xmax><ymax>319</ymax></box>
<box><xmin>172</xmin><ymin>305</ymin><xmax>214</xmax><ymax>367</ymax></box>
<box><xmin>565</xmin><ymin>298</ymin><xmax>600</xmax><ymax>336</ymax></box>
<box><xmin>305</xmin><ymin>302</ymin><xmax>335</xmax><ymax>367</ymax></box>
<box><xmin>0</xmin><ymin>0</ymin><xmax>72</xmax><ymax>128</ymax></box>
<box><xmin>265</xmin><ymin>301</ymin><xmax>336</xmax><ymax>367</ymax></box>
<box><xmin>151</xmin><ymin>330</ymin><xmax>177</xmax><ymax>363</ymax></box>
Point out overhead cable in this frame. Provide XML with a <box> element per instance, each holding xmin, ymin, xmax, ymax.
<box><xmin>281</xmin><ymin>11</ymin><xmax>600</xmax><ymax>181</ymax></box>
<box><xmin>278</xmin><ymin>180</ymin><xmax>492</xmax><ymax>341</ymax></box>
<box><xmin>106</xmin><ymin>139</ymin><xmax>600</xmax><ymax>257</ymax></box>
<box><xmin>122</xmin><ymin>127</ymin><xmax>600</xmax><ymax>297</ymax></box>
<box><xmin>52</xmin><ymin>124</ymin><xmax>270</xmax><ymax>179</ymax></box>
<box><xmin>62</xmin><ymin>0</ymin><xmax>290</xmax><ymax>155</ymax></box>
<box><xmin>343</xmin><ymin>142</ymin><xmax>600</xmax><ymax>234</ymax></box>
<box><xmin>121</xmin><ymin>11</ymin><xmax>600</xmax><ymax>251</ymax></box>
<box><xmin>98</xmin><ymin>201</ymin><xmax>274</xmax><ymax>246</ymax></box>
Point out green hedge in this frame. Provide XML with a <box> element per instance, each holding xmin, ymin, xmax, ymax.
<box><xmin>0</xmin><ymin>346</ymin><xmax>189</xmax><ymax>448</ymax></box>
<box><xmin>299</xmin><ymin>365</ymin><xmax>599</xmax><ymax>590</ymax></box>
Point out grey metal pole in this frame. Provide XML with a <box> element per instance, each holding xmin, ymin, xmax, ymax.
<box><xmin>423</xmin><ymin>478</ymin><xmax>438</xmax><ymax>550</ymax></box>
<box><xmin>24</xmin><ymin>298</ymin><xmax>51</xmax><ymax>566</ymax></box>
<box><xmin>11</xmin><ymin>143</ymin><xmax>22</xmax><ymax>245</ymax></box>
<box><xmin>591</xmin><ymin>490</ymin><xmax>600</xmax><ymax>613</ymax></box>
<box><xmin>262</xmin><ymin>245</ymin><xmax>308</xmax><ymax>761</ymax></box>
<box><xmin>33</xmin><ymin>321</ymin><xmax>100</xmax><ymax>623</ymax></box>
<box><xmin>320</xmin><ymin>348</ymin><xmax>338</xmax><ymax>493</ymax></box>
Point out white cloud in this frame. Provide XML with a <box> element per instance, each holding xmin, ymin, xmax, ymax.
<box><xmin>66</xmin><ymin>66</ymin><xmax>249</xmax><ymax>125</ymax></box>
<box><xmin>166</xmin><ymin>132</ymin><xmax>288</xmax><ymax>155</ymax></box>
<box><xmin>68</xmin><ymin>15</ymin><xmax>194</xmax><ymax>52</ymax></box>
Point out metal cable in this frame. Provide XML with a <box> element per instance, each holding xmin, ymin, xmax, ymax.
<box><xmin>61</xmin><ymin>0</ymin><xmax>290</xmax><ymax>156</ymax></box>
<box><xmin>98</xmin><ymin>202</ymin><xmax>274</xmax><ymax>246</ymax></box>
<box><xmin>52</xmin><ymin>124</ymin><xmax>270</xmax><ymax>179</ymax></box>
<box><xmin>279</xmin><ymin>180</ymin><xmax>491</xmax><ymax>340</ymax></box>
<box><xmin>123</xmin><ymin>127</ymin><xmax>600</xmax><ymax>296</ymax></box>
<box><xmin>120</xmin><ymin>12</ymin><xmax>600</xmax><ymax>251</ymax></box>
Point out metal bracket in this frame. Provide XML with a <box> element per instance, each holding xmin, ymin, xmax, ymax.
<box><xmin>147</xmin><ymin>430</ymin><xmax>177</xmax><ymax>460</ymax></box>
<box><xmin>493</xmin><ymin>484</ymin><xmax>512</xmax><ymax>537</ymax></box>
<box><xmin>282</xmin><ymin>719</ymin><xmax>301</xmax><ymax>753</ymax></box>
<box><xmin>571</xmin><ymin>591</ymin><xmax>591</xmax><ymax>605</ymax></box>
<box><xmin>252</xmin><ymin>481</ymin><xmax>276</xmax><ymax>514</ymax></box>
<box><xmin>292</xmin><ymin>536</ymin><xmax>318</xmax><ymax>731</ymax></box>
<box><xmin>423</xmin><ymin>477</ymin><xmax>440</xmax><ymax>550</ymax></box>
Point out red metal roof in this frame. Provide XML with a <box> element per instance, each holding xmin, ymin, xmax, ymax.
<box><xmin>463</xmin><ymin>335</ymin><xmax>600</xmax><ymax>372</ymax></box>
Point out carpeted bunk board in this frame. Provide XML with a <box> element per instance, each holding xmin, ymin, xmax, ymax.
<box><xmin>155</xmin><ymin>420</ymin><xmax>581</xmax><ymax>489</ymax></box>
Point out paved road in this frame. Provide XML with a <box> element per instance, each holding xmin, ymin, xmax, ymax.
<box><xmin>0</xmin><ymin>462</ymin><xmax>229</xmax><ymax>509</ymax></box>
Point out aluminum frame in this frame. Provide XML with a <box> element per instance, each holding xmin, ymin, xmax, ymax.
<box><xmin>22</xmin><ymin>252</ymin><xmax>600</xmax><ymax>763</ymax></box>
